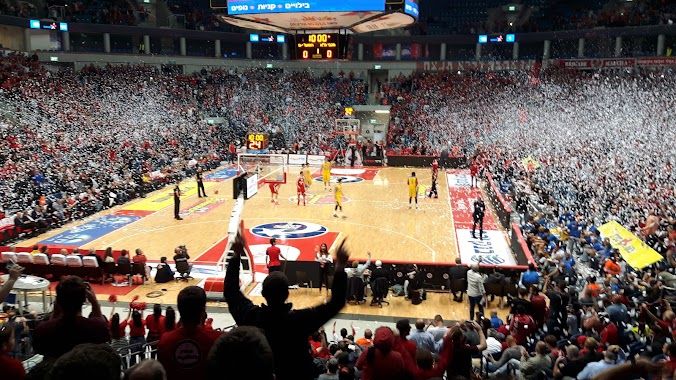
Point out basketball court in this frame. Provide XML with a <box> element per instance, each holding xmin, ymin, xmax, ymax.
<box><xmin>11</xmin><ymin>160</ymin><xmax>519</xmax><ymax>320</ymax></box>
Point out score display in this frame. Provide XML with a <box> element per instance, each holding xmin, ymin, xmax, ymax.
<box><xmin>246</xmin><ymin>133</ymin><xmax>270</xmax><ymax>153</ymax></box>
<box><xmin>296</xmin><ymin>33</ymin><xmax>338</xmax><ymax>60</ymax></box>
<box><xmin>224</xmin><ymin>0</ymin><xmax>385</xmax><ymax>15</ymax></box>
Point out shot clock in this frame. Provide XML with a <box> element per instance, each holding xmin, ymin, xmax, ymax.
<box><xmin>246</xmin><ymin>133</ymin><xmax>270</xmax><ymax>153</ymax></box>
<box><xmin>296</xmin><ymin>33</ymin><xmax>339</xmax><ymax>60</ymax></box>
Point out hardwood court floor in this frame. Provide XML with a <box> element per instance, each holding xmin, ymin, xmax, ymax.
<box><xmin>16</xmin><ymin>166</ymin><xmax>501</xmax><ymax>320</ymax></box>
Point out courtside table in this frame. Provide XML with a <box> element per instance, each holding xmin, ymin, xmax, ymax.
<box><xmin>0</xmin><ymin>274</ymin><xmax>50</xmax><ymax>314</ymax></box>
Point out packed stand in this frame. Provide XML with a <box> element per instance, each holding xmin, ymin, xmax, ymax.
<box><xmin>0</xmin><ymin>52</ymin><xmax>366</xmax><ymax>243</ymax></box>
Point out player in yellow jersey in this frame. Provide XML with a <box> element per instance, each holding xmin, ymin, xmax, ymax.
<box><xmin>303</xmin><ymin>163</ymin><xmax>313</xmax><ymax>192</ymax></box>
<box><xmin>321</xmin><ymin>158</ymin><xmax>332</xmax><ymax>190</ymax></box>
<box><xmin>408</xmin><ymin>171</ymin><xmax>419</xmax><ymax>209</ymax></box>
<box><xmin>333</xmin><ymin>178</ymin><xmax>346</xmax><ymax>218</ymax></box>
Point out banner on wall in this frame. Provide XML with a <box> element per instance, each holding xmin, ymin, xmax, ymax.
<box><xmin>597</xmin><ymin>221</ymin><xmax>663</xmax><ymax>268</ymax></box>
<box><xmin>416</xmin><ymin>60</ymin><xmax>536</xmax><ymax>72</ymax></box>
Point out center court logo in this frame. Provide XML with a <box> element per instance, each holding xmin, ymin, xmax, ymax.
<box><xmin>312</xmin><ymin>176</ymin><xmax>364</xmax><ymax>184</ymax></box>
<box><xmin>288</xmin><ymin>194</ymin><xmax>350</xmax><ymax>205</ymax></box>
<box><xmin>251</xmin><ymin>222</ymin><xmax>328</xmax><ymax>239</ymax></box>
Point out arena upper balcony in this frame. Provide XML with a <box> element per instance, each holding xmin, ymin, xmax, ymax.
<box><xmin>0</xmin><ymin>12</ymin><xmax>673</xmax><ymax>70</ymax></box>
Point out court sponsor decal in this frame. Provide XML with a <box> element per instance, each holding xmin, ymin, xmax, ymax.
<box><xmin>39</xmin><ymin>215</ymin><xmax>141</xmax><ymax>246</ymax></box>
<box><xmin>456</xmin><ymin>229</ymin><xmax>516</xmax><ymax>266</ymax></box>
<box><xmin>123</xmin><ymin>183</ymin><xmax>216</xmax><ymax>211</ymax></box>
<box><xmin>447</xmin><ymin>173</ymin><xmax>472</xmax><ymax>188</ymax></box>
<box><xmin>288</xmin><ymin>194</ymin><xmax>350</xmax><ymax>205</ymax></box>
<box><xmin>250</xmin><ymin>222</ymin><xmax>328</xmax><ymax>239</ymax></box>
<box><xmin>312</xmin><ymin>175</ymin><xmax>364</xmax><ymax>184</ymax></box>
<box><xmin>330</xmin><ymin>168</ymin><xmax>379</xmax><ymax>180</ymax></box>
<box><xmin>179</xmin><ymin>197</ymin><xmax>225</xmax><ymax>217</ymax></box>
<box><xmin>204</xmin><ymin>168</ymin><xmax>238</xmax><ymax>181</ymax></box>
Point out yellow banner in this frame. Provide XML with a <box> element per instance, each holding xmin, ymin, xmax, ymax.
<box><xmin>123</xmin><ymin>183</ymin><xmax>217</xmax><ymax>211</ymax></box>
<box><xmin>597</xmin><ymin>220</ymin><xmax>663</xmax><ymax>268</ymax></box>
<box><xmin>521</xmin><ymin>156</ymin><xmax>541</xmax><ymax>172</ymax></box>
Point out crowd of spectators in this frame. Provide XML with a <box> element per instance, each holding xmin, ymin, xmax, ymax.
<box><xmin>0</xmin><ymin>52</ymin><xmax>366</xmax><ymax>242</ymax></box>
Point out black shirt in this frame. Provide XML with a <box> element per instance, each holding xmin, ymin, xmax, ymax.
<box><xmin>556</xmin><ymin>358</ymin><xmax>587</xmax><ymax>379</ymax></box>
<box><xmin>196</xmin><ymin>171</ymin><xmax>203</xmax><ymax>181</ymax></box>
<box><xmin>449</xmin><ymin>265</ymin><xmax>469</xmax><ymax>280</ymax></box>
<box><xmin>473</xmin><ymin>200</ymin><xmax>485</xmax><ymax>219</ymax></box>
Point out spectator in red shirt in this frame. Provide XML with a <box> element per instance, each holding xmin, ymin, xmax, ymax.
<box><xmin>163</xmin><ymin>306</ymin><xmax>176</xmax><ymax>334</ymax></box>
<box><xmin>207</xmin><ymin>326</ymin><xmax>275</xmax><ymax>380</ymax></box>
<box><xmin>128</xmin><ymin>310</ymin><xmax>147</xmax><ymax>365</ymax></box>
<box><xmin>146</xmin><ymin>304</ymin><xmax>165</xmax><ymax>357</ymax></box>
<box><xmin>0</xmin><ymin>322</ymin><xmax>26</xmax><ymax>379</ymax></box>
<box><xmin>33</xmin><ymin>276</ymin><xmax>110</xmax><ymax>359</ymax></box>
<box><xmin>529</xmin><ymin>286</ymin><xmax>548</xmax><ymax>328</ymax></box>
<box><xmin>598</xmin><ymin>314</ymin><xmax>619</xmax><ymax>347</ymax></box>
<box><xmin>356</xmin><ymin>327</ymin><xmax>406</xmax><ymax>380</ymax></box>
<box><xmin>394</xmin><ymin>319</ymin><xmax>418</xmax><ymax>361</ymax></box>
<box><xmin>158</xmin><ymin>286</ymin><xmax>222</xmax><ymax>380</ymax></box>
<box><xmin>266</xmin><ymin>238</ymin><xmax>286</xmax><ymax>273</ymax></box>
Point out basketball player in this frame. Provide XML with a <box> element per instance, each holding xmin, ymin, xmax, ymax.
<box><xmin>432</xmin><ymin>159</ymin><xmax>439</xmax><ymax>174</ymax></box>
<box><xmin>173</xmin><ymin>184</ymin><xmax>182</xmax><ymax>220</ymax></box>
<box><xmin>296</xmin><ymin>172</ymin><xmax>306</xmax><ymax>206</ymax></box>
<box><xmin>408</xmin><ymin>172</ymin><xmax>419</xmax><ymax>209</ymax></box>
<box><xmin>333</xmin><ymin>178</ymin><xmax>346</xmax><ymax>218</ymax></box>
<box><xmin>303</xmin><ymin>163</ymin><xmax>313</xmax><ymax>192</ymax></box>
<box><xmin>321</xmin><ymin>158</ymin><xmax>332</xmax><ymax>190</ymax></box>
<box><xmin>470</xmin><ymin>159</ymin><xmax>479</xmax><ymax>188</ymax></box>
<box><xmin>269</xmin><ymin>182</ymin><xmax>280</xmax><ymax>205</ymax></box>
<box><xmin>196</xmin><ymin>166</ymin><xmax>207</xmax><ymax>198</ymax></box>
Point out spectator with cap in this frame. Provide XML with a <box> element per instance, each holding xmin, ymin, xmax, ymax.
<box><xmin>356</xmin><ymin>327</ymin><xmax>406</xmax><ymax>380</ymax></box>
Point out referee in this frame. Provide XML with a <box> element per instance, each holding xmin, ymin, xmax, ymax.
<box><xmin>472</xmin><ymin>196</ymin><xmax>486</xmax><ymax>240</ymax></box>
<box><xmin>196</xmin><ymin>167</ymin><xmax>207</xmax><ymax>198</ymax></box>
<box><xmin>173</xmin><ymin>184</ymin><xmax>183</xmax><ymax>220</ymax></box>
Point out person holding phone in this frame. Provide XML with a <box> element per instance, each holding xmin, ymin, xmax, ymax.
<box><xmin>0</xmin><ymin>263</ymin><xmax>24</xmax><ymax>304</ymax></box>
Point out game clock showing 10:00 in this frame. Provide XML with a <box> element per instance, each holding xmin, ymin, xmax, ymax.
<box><xmin>246</xmin><ymin>133</ymin><xmax>269</xmax><ymax>151</ymax></box>
<box><xmin>296</xmin><ymin>33</ymin><xmax>338</xmax><ymax>60</ymax></box>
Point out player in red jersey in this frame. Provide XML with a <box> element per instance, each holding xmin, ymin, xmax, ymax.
<box><xmin>269</xmin><ymin>182</ymin><xmax>280</xmax><ymax>205</ymax></box>
<box><xmin>296</xmin><ymin>173</ymin><xmax>306</xmax><ymax>206</ymax></box>
<box><xmin>470</xmin><ymin>160</ymin><xmax>479</xmax><ymax>187</ymax></box>
<box><xmin>432</xmin><ymin>159</ymin><xmax>439</xmax><ymax>174</ymax></box>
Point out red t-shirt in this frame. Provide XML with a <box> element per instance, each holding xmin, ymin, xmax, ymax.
<box><xmin>158</xmin><ymin>326</ymin><xmax>222</xmax><ymax>380</ymax></box>
<box><xmin>600</xmin><ymin>322</ymin><xmax>619</xmax><ymax>346</ymax></box>
<box><xmin>128</xmin><ymin>319</ymin><xmax>146</xmax><ymax>337</ymax></box>
<box><xmin>267</xmin><ymin>246</ymin><xmax>282</xmax><ymax>267</ymax></box>
<box><xmin>530</xmin><ymin>295</ymin><xmax>547</xmax><ymax>325</ymax></box>
<box><xmin>133</xmin><ymin>254</ymin><xmax>147</xmax><ymax>265</ymax></box>
<box><xmin>146</xmin><ymin>315</ymin><xmax>166</xmax><ymax>334</ymax></box>
<box><xmin>109</xmin><ymin>319</ymin><xmax>128</xmax><ymax>337</ymax></box>
<box><xmin>0</xmin><ymin>352</ymin><xmax>26</xmax><ymax>379</ymax></box>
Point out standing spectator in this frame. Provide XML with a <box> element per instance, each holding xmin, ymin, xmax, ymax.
<box><xmin>425</xmin><ymin>315</ymin><xmax>447</xmax><ymax>342</ymax></box>
<box><xmin>316</xmin><ymin>243</ymin><xmax>334</xmax><ymax>302</ymax></box>
<box><xmin>158</xmin><ymin>286</ymin><xmax>222</xmax><ymax>380</ymax></box>
<box><xmin>224</xmin><ymin>231</ymin><xmax>350</xmax><ymax>380</ymax></box>
<box><xmin>146</xmin><ymin>304</ymin><xmax>165</xmax><ymax>357</ymax></box>
<box><xmin>449</xmin><ymin>257</ymin><xmax>469</xmax><ymax>302</ymax></box>
<box><xmin>439</xmin><ymin>321</ymin><xmax>487</xmax><ymax>379</ymax></box>
<box><xmin>408</xmin><ymin>319</ymin><xmax>437</xmax><ymax>353</ymax></box>
<box><xmin>395</xmin><ymin>319</ymin><xmax>418</xmax><ymax>360</ymax></box>
<box><xmin>33</xmin><ymin>276</ymin><xmax>109</xmax><ymax>359</ymax></box>
<box><xmin>520</xmin><ymin>263</ymin><xmax>540</xmax><ymax>288</ymax></box>
<box><xmin>128</xmin><ymin>310</ymin><xmax>146</xmax><ymax>365</ymax></box>
<box><xmin>163</xmin><ymin>306</ymin><xmax>176</xmax><ymax>334</ymax></box>
<box><xmin>356</xmin><ymin>327</ymin><xmax>406</xmax><ymax>380</ymax></box>
<box><xmin>467</xmin><ymin>262</ymin><xmax>487</xmax><ymax>320</ymax></box>
<box><xmin>0</xmin><ymin>322</ymin><xmax>26</xmax><ymax>379</ymax></box>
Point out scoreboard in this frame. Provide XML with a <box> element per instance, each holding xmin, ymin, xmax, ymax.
<box><xmin>246</xmin><ymin>133</ymin><xmax>270</xmax><ymax>153</ymax></box>
<box><xmin>295</xmin><ymin>33</ymin><xmax>338</xmax><ymax>60</ymax></box>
